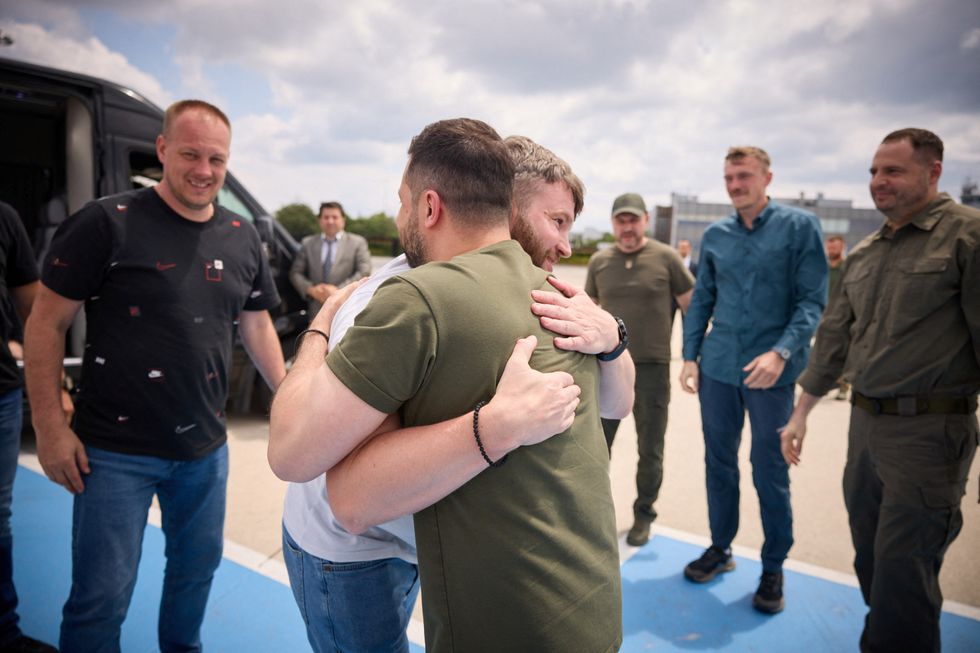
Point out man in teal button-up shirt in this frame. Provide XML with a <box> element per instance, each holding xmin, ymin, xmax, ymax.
<box><xmin>679</xmin><ymin>146</ymin><xmax>827</xmax><ymax>614</ymax></box>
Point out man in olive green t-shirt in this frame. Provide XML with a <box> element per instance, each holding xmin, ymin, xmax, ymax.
<box><xmin>271</xmin><ymin>119</ymin><xmax>625</xmax><ymax>653</ymax></box>
<box><xmin>586</xmin><ymin>192</ymin><xmax>694</xmax><ymax>547</ymax></box>
<box><xmin>824</xmin><ymin>234</ymin><xmax>845</xmax><ymax>298</ymax></box>
<box><xmin>824</xmin><ymin>234</ymin><xmax>849</xmax><ymax>400</ymax></box>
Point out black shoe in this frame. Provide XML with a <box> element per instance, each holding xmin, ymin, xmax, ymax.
<box><xmin>1</xmin><ymin>635</ymin><xmax>59</xmax><ymax>653</ymax></box>
<box><xmin>752</xmin><ymin>571</ymin><xmax>785</xmax><ymax>614</ymax></box>
<box><xmin>683</xmin><ymin>545</ymin><xmax>735</xmax><ymax>583</ymax></box>
<box><xmin>626</xmin><ymin>520</ymin><xmax>651</xmax><ymax>547</ymax></box>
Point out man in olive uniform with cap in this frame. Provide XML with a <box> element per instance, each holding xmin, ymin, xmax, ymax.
<box><xmin>586</xmin><ymin>193</ymin><xmax>694</xmax><ymax>546</ymax></box>
<box><xmin>781</xmin><ymin>128</ymin><xmax>979</xmax><ymax>653</ymax></box>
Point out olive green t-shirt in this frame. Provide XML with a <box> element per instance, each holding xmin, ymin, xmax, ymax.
<box><xmin>328</xmin><ymin>240</ymin><xmax>622</xmax><ymax>653</ymax></box>
<box><xmin>586</xmin><ymin>239</ymin><xmax>694</xmax><ymax>363</ymax></box>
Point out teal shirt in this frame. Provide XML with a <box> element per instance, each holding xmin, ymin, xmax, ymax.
<box><xmin>683</xmin><ymin>200</ymin><xmax>828</xmax><ymax>386</ymax></box>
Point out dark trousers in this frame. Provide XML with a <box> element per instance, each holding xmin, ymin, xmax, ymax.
<box><xmin>698</xmin><ymin>373</ymin><xmax>794</xmax><ymax>572</ymax></box>
<box><xmin>601</xmin><ymin>362</ymin><xmax>670</xmax><ymax>523</ymax></box>
<box><xmin>844</xmin><ymin>407</ymin><xmax>977</xmax><ymax>653</ymax></box>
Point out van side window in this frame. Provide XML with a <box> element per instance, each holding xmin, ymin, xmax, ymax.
<box><xmin>129</xmin><ymin>151</ymin><xmax>162</xmax><ymax>188</ymax></box>
<box><xmin>217</xmin><ymin>186</ymin><xmax>255</xmax><ymax>222</ymax></box>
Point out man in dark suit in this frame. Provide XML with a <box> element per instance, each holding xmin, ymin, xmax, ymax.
<box><xmin>289</xmin><ymin>202</ymin><xmax>371</xmax><ymax>316</ymax></box>
<box><xmin>672</xmin><ymin>239</ymin><xmax>698</xmax><ymax>323</ymax></box>
<box><xmin>677</xmin><ymin>239</ymin><xmax>697</xmax><ymax>277</ymax></box>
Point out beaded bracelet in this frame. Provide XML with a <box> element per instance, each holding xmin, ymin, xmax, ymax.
<box><xmin>294</xmin><ymin>328</ymin><xmax>329</xmax><ymax>353</ymax></box>
<box><xmin>473</xmin><ymin>400</ymin><xmax>507</xmax><ymax>468</ymax></box>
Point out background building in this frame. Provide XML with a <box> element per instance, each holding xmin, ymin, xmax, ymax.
<box><xmin>582</xmin><ymin>181</ymin><xmax>977</xmax><ymax>256</ymax></box>
<box><xmin>661</xmin><ymin>192</ymin><xmax>883</xmax><ymax>257</ymax></box>
<box><xmin>962</xmin><ymin>180</ymin><xmax>979</xmax><ymax>209</ymax></box>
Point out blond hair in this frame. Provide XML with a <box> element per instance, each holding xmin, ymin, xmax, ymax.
<box><xmin>505</xmin><ymin>135</ymin><xmax>585</xmax><ymax>218</ymax></box>
<box><xmin>725</xmin><ymin>146</ymin><xmax>771</xmax><ymax>171</ymax></box>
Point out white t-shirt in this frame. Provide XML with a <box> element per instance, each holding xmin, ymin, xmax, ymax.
<box><xmin>281</xmin><ymin>255</ymin><xmax>418</xmax><ymax>563</ymax></box>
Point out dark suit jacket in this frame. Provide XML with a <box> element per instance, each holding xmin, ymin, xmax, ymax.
<box><xmin>686</xmin><ymin>259</ymin><xmax>698</xmax><ymax>279</ymax></box>
<box><xmin>672</xmin><ymin>259</ymin><xmax>698</xmax><ymax>315</ymax></box>
<box><xmin>289</xmin><ymin>231</ymin><xmax>371</xmax><ymax>313</ymax></box>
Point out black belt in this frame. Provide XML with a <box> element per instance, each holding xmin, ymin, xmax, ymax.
<box><xmin>851</xmin><ymin>391</ymin><xmax>978</xmax><ymax>416</ymax></box>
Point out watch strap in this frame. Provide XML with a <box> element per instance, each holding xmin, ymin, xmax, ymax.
<box><xmin>597</xmin><ymin>317</ymin><xmax>629</xmax><ymax>362</ymax></box>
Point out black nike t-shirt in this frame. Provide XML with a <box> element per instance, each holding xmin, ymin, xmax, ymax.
<box><xmin>0</xmin><ymin>201</ymin><xmax>40</xmax><ymax>393</ymax></box>
<box><xmin>42</xmin><ymin>188</ymin><xmax>280</xmax><ymax>460</ymax></box>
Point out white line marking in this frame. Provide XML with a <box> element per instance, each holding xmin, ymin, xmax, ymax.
<box><xmin>406</xmin><ymin>618</ymin><xmax>426</xmax><ymax>648</ymax></box>
<box><xmin>622</xmin><ymin>523</ymin><xmax>980</xmax><ymax>620</ymax></box>
<box><xmin>18</xmin><ymin>454</ymin><xmax>980</xmax><ymax>628</ymax></box>
<box><xmin>19</xmin><ymin>453</ymin><xmax>42</xmax><ymax>475</ymax></box>
<box><xmin>222</xmin><ymin>539</ymin><xmax>291</xmax><ymax>586</ymax></box>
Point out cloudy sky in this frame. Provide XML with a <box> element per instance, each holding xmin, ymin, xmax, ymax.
<box><xmin>2</xmin><ymin>0</ymin><xmax>978</xmax><ymax>233</ymax></box>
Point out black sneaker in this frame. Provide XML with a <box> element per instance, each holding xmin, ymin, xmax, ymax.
<box><xmin>626</xmin><ymin>520</ymin><xmax>651</xmax><ymax>547</ymax></box>
<box><xmin>1</xmin><ymin>635</ymin><xmax>59</xmax><ymax>653</ymax></box>
<box><xmin>683</xmin><ymin>545</ymin><xmax>735</xmax><ymax>583</ymax></box>
<box><xmin>752</xmin><ymin>571</ymin><xmax>785</xmax><ymax>614</ymax></box>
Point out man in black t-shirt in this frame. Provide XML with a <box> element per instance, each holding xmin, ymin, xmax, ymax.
<box><xmin>24</xmin><ymin>101</ymin><xmax>286</xmax><ymax>653</ymax></box>
<box><xmin>0</xmin><ymin>201</ymin><xmax>57</xmax><ymax>653</ymax></box>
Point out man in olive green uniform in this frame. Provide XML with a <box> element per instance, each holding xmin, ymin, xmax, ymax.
<box><xmin>586</xmin><ymin>193</ymin><xmax>694</xmax><ymax>546</ymax></box>
<box><xmin>825</xmin><ymin>234</ymin><xmax>849</xmax><ymax>400</ymax></box>
<box><xmin>272</xmin><ymin>119</ymin><xmax>623</xmax><ymax>652</ymax></box>
<box><xmin>781</xmin><ymin>128</ymin><xmax>979</xmax><ymax>653</ymax></box>
<box><xmin>824</xmin><ymin>234</ymin><xmax>845</xmax><ymax>299</ymax></box>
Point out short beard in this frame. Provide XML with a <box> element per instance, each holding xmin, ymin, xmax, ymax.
<box><xmin>510</xmin><ymin>214</ymin><xmax>546</xmax><ymax>268</ymax></box>
<box><xmin>401</xmin><ymin>210</ymin><xmax>428</xmax><ymax>268</ymax></box>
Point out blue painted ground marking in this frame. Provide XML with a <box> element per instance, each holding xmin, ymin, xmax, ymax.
<box><xmin>13</xmin><ymin>465</ymin><xmax>978</xmax><ymax>652</ymax></box>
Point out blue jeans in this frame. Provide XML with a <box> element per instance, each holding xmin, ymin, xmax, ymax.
<box><xmin>698</xmin><ymin>373</ymin><xmax>794</xmax><ymax>572</ymax></box>
<box><xmin>282</xmin><ymin>526</ymin><xmax>419</xmax><ymax>653</ymax></box>
<box><xmin>0</xmin><ymin>388</ymin><xmax>23</xmax><ymax>646</ymax></box>
<box><xmin>60</xmin><ymin>444</ymin><xmax>228</xmax><ymax>653</ymax></box>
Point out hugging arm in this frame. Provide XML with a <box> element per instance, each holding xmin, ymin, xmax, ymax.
<box><xmin>326</xmin><ymin>336</ymin><xmax>580</xmax><ymax>533</ymax></box>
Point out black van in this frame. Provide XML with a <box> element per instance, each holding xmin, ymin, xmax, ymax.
<box><xmin>0</xmin><ymin>56</ymin><xmax>306</xmax><ymax>413</ymax></box>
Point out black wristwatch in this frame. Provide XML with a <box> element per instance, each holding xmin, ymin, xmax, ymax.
<box><xmin>597</xmin><ymin>317</ymin><xmax>629</xmax><ymax>362</ymax></box>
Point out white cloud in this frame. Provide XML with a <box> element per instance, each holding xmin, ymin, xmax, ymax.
<box><xmin>961</xmin><ymin>27</ymin><xmax>980</xmax><ymax>49</ymax></box>
<box><xmin>0</xmin><ymin>20</ymin><xmax>171</xmax><ymax>106</ymax></box>
<box><xmin>3</xmin><ymin>0</ymin><xmax>978</xmax><ymax>231</ymax></box>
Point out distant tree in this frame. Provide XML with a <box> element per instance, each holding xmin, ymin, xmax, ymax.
<box><xmin>276</xmin><ymin>203</ymin><xmax>317</xmax><ymax>240</ymax></box>
<box><xmin>346</xmin><ymin>212</ymin><xmax>398</xmax><ymax>240</ymax></box>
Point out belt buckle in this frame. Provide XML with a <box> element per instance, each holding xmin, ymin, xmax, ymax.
<box><xmin>897</xmin><ymin>396</ymin><xmax>917</xmax><ymax>417</ymax></box>
<box><xmin>871</xmin><ymin>398</ymin><xmax>882</xmax><ymax>415</ymax></box>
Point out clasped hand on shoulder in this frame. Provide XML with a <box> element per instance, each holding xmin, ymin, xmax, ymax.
<box><xmin>530</xmin><ymin>276</ymin><xmax>618</xmax><ymax>355</ymax></box>
<box><xmin>480</xmin><ymin>335</ymin><xmax>581</xmax><ymax>453</ymax></box>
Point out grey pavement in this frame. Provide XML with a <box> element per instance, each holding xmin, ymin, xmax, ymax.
<box><xmin>221</xmin><ymin>257</ymin><xmax>980</xmax><ymax>618</ymax></box>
